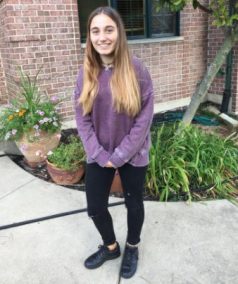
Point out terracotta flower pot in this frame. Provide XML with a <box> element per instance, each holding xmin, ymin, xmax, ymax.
<box><xmin>46</xmin><ymin>160</ymin><xmax>85</xmax><ymax>185</ymax></box>
<box><xmin>16</xmin><ymin>131</ymin><xmax>61</xmax><ymax>167</ymax></box>
<box><xmin>110</xmin><ymin>170</ymin><xmax>123</xmax><ymax>193</ymax></box>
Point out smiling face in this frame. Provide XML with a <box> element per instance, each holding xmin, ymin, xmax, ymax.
<box><xmin>90</xmin><ymin>13</ymin><xmax>118</xmax><ymax>63</ymax></box>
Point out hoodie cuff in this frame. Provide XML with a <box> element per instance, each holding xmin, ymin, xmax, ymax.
<box><xmin>109</xmin><ymin>153</ymin><xmax>126</xmax><ymax>168</ymax></box>
<box><xmin>95</xmin><ymin>150</ymin><xmax>111</xmax><ymax>167</ymax></box>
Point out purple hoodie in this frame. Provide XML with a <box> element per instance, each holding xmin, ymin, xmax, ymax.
<box><xmin>74</xmin><ymin>57</ymin><xmax>154</xmax><ymax>168</ymax></box>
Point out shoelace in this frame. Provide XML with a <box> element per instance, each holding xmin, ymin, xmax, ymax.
<box><xmin>96</xmin><ymin>245</ymin><xmax>108</xmax><ymax>258</ymax></box>
<box><xmin>98</xmin><ymin>244</ymin><xmax>113</xmax><ymax>251</ymax></box>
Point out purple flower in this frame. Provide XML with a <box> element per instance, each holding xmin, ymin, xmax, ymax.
<box><xmin>33</xmin><ymin>125</ymin><xmax>39</xmax><ymax>130</ymax></box>
<box><xmin>36</xmin><ymin>110</ymin><xmax>45</xmax><ymax>116</ymax></box>
<box><xmin>19</xmin><ymin>144</ymin><xmax>28</xmax><ymax>151</ymax></box>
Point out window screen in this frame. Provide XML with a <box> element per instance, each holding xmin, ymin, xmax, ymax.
<box><xmin>77</xmin><ymin>0</ymin><xmax>178</xmax><ymax>41</ymax></box>
<box><xmin>116</xmin><ymin>0</ymin><xmax>145</xmax><ymax>37</ymax></box>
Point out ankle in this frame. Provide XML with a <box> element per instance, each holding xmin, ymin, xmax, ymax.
<box><xmin>107</xmin><ymin>242</ymin><xmax>117</xmax><ymax>251</ymax></box>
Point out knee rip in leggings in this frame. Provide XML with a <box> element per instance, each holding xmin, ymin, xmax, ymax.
<box><xmin>125</xmin><ymin>191</ymin><xmax>143</xmax><ymax>200</ymax></box>
<box><xmin>87</xmin><ymin>208</ymin><xmax>108</xmax><ymax>219</ymax></box>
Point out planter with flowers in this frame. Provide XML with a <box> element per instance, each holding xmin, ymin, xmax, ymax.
<box><xmin>0</xmin><ymin>68</ymin><xmax>62</xmax><ymax>167</ymax></box>
<box><xmin>46</xmin><ymin>135</ymin><xmax>86</xmax><ymax>185</ymax></box>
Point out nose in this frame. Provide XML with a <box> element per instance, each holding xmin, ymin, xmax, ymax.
<box><xmin>98</xmin><ymin>32</ymin><xmax>107</xmax><ymax>42</ymax></box>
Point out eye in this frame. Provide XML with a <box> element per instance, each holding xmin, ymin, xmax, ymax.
<box><xmin>91</xmin><ymin>29</ymin><xmax>99</xmax><ymax>35</ymax></box>
<box><xmin>106</xmin><ymin>28</ymin><xmax>114</xmax><ymax>33</ymax></box>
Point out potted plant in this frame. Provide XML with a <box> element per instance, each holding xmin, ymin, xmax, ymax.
<box><xmin>0</xmin><ymin>68</ymin><xmax>62</xmax><ymax>166</ymax></box>
<box><xmin>110</xmin><ymin>170</ymin><xmax>123</xmax><ymax>193</ymax></box>
<box><xmin>46</xmin><ymin>135</ymin><xmax>86</xmax><ymax>185</ymax></box>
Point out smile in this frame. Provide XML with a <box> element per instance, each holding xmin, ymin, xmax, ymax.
<box><xmin>98</xmin><ymin>44</ymin><xmax>111</xmax><ymax>47</ymax></box>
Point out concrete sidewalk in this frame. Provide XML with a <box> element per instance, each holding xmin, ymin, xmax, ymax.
<box><xmin>0</xmin><ymin>155</ymin><xmax>238</xmax><ymax>284</ymax></box>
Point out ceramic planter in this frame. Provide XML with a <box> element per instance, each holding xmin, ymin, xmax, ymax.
<box><xmin>46</xmin><ymin>160</ymin><xmax>85</xmax><ymax>185</ymax></box>
<box><xmin>110</xmin><ymin>170</ymin><xmax>123</xmax><ymax>193</ymax></box>
<box><xmin>16</xmin><ymin>131</ymin><xmax>60</xmax><ymax>167</ymax></box>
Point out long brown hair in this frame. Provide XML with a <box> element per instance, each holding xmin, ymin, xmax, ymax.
<box><xmin>79</xmin><ymin>6</ymin><xmax>141</xmax><ymax>117</ymax></box>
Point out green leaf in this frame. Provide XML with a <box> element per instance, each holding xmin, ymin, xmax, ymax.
<box><xmin>192</xmin><ymin>0</ymin><xmax>199</xmax><ymax>9</ymax></box>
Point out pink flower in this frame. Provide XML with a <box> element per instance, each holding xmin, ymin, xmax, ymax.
<box><xmin>50</xmin><ymin>96</ymin><xmax>59</xmax><ymax>103</ymax></box>
<box><xmin>12</xmin><ymin>129</ymin><xmax>17</xmax><ymax>135</ymax></box>
<box><xmin>36</xmin><ymin>110</ymin><xmax>45</xmax><ymax>116</ymax></box>
<box><xmin>19</xmin><ymin>144</ymin><xmax>28</xmax><ymax>151</ymax></box>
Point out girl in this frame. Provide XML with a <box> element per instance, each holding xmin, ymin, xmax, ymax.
<box><xmin>74</xmin><ymin>6</ymin><xmax>154</xmax><ymax>279</ymax></box>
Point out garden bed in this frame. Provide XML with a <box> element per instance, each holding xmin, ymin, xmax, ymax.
<box><xmin>8</xmin><ymin>111</ymin><xmax>238</xmax><ymax>203</ymax></box>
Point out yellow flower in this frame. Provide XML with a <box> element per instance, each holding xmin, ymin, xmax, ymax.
<box><xmin>8</xmin><ymin>115</ymin><xmax>14</xmax><ymax>121</ymax></box>
<box><xmin>19</xmin><ymin>109</ymin><xmax>26</xmax><ymax>117</ymax></box>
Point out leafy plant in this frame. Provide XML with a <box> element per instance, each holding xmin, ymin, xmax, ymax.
<box><xmin>146</xmin><ymin>123</ymin><xmax>238</xmax><ymax>202</ymax></box>
<box><xmin>155</xmin><ymin>1</ymin><xmax>238</xmax><ymax>126</ymax></box>
<box><xmin>47</xmin><ymin>135</ymin><xmax>86</xmax><ymax>171</ymax></box>
<box><xmin>0</xmin><ymin>68</ymin><xmax>62</xmax><ymax>142</ymax></box>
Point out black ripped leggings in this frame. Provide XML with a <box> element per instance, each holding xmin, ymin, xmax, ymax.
<box><xmin>85</xmin><ymin>162</ymin><xmax>147</xmax><ymax>246</ymax></box>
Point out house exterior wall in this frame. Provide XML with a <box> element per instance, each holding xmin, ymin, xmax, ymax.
<box><xmin>207</xmin><ymin>24</ymin><xmax>226</xmax><ymax>97</ymax></box>
<box><xmin>0</xmin><ymin>0</ymin><xmax>209</xmax><ymax>120</ymax></box>
<box><xmin>0</xmin><ymin>49</ymin><xmax>7</xmax><ymax>105</ymax></box>
<box><xmin>0</xmin><ymin>0</ymin><xmax>81</xmax><ymax>118</ymax></box>
<box><xmin>0</xmin><ymin>0</ymin><xmax>8</xmax><ymax>104</ymax></box>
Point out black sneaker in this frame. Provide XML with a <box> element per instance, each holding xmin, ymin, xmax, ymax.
<box><xmin>120</xmin><ymin>246</ymin><xmax>139</xmax><ymax>279</ymax></box>
<box><xmin>84</xmin><ymin>242</ymin><xmax>121</xmax><ymax>269</ymax></box>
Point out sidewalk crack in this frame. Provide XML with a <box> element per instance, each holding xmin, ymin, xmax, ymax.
<box><xmin>0</xmin><ymin>178</ymin><xmax>35</xmax><ymax>201</ymax></box>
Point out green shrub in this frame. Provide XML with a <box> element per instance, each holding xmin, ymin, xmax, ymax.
<box><xmin>47</xmin><ymin>135</ymin><xmax>85</xmax><ymax>171</ymax></box>
<box><xmin>146</xmin><ymin>123</ymin><xmax>238</xmax><ymax>202</ymax></box>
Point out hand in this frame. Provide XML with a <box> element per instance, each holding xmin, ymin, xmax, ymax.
<box><xmin>105</xmin><ymin>161</ymin><xmax>115</xmax><ymax>168</ymax></box>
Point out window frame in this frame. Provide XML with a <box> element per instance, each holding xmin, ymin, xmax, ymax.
<box><xmin>78</xmin><ymin>0</ymin><xmax>180</xmax><ymax>42</ymax></box>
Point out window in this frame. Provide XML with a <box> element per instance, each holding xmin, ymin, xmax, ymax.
<box><xmin>78</xmin><ymin>0</ymin><xmax>179</xmax><ymax>41</ymax></box>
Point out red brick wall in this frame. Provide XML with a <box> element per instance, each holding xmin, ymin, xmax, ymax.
<box><xmin>207</xmin><ymin>20</ymin><xmax>226</xmax><ymax>96</ymax></box>
<box><xmin>0</xmin><ymin>0</ymin><xmax>209</xmax><ymax>120</ymax></box>
<box><xmin>0</xmin><ymin>0</ymin><xmax>8</xmax><ymax>104</ymax></box>
<box><xmin>0</xmin><ymin>0</ymin><xmax>81</xmax><ymax>119</ymax></box>
<box><xmin>179</xmin><ymin>2</ymin><xmax>208</xmax><ymax>101</ymax></box>
<box><xmin>0</xmin><ymin>53</ymin><xmax>7</xmax><ymax>105</ymax></box>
